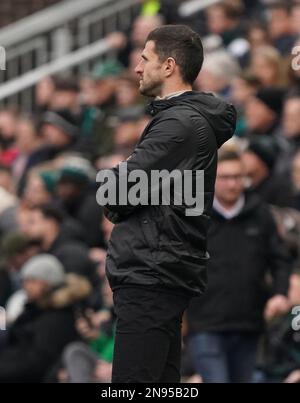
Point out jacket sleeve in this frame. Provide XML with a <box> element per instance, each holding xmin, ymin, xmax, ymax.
<box><xmin>98</xmin><ymin>115</ymin><xmax>192</xmax><ymax>222</ymax></box>
<box><xmin>264</xmin><ymin>207</ymin><xmax>292</xmax><ymax>296</ymax></box>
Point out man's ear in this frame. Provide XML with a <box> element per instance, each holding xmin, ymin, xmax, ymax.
<box><xmin>164</xmin><ymin>57</ymin><xmax>176</xmax><ymax>78</ymax></box>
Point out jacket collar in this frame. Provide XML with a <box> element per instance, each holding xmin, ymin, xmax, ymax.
<box><xmin>146</xmin><ymin>90</ymin><xmax>195</xmax><ymax>116</ymax></box>
<box><xmin>212</xmin><ymin>192</ymin><xmax>263</xmax><ymax>220</ymax></box>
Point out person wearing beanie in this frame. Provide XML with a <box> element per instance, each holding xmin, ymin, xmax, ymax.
<box><xmin>245</xmin><ymin>87</ymin><xmax>286</xmax><ymax>136</ymax></box>
<box><xmin>242</xmin><ymin>135</ymin><xmax>293</xmax><ymax>207</ymax></box>
<box><xmin>0</xmin><ymin>253</ymin><xmax>91</xmax><ymax>382</ymax></box>
<box><xmin>41</xmin><ymin>109</ymin><xmax>80</xmax><ymax>151</ymax></box>
<box><xmin>21</xmin><ymin>254</ymin><xmax>65</xmax><ymax>288</ymax></box>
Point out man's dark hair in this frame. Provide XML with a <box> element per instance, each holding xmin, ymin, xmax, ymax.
<box><xmin>32</xmin><ymin>204</ymin><xmax>64</xmax><ymax>224</ymax></box>
<box><xmin>218</xmin><ymin>149</ymin><xmax>241</xmax><ymax>163</ymax></box>
<box><xmin>147</xmin><ymin>25</ymin><xmax>204</xmax><ymax>85</ymax></box>
<box><xmin>212</xmin><ymin>2</ymin><xmax>244</xmax><ymax>20</ymax></box>
<box><xmin>53</xmin><ymin>76</ymin><xmax>80</xmax><ymax>93</ymax></box>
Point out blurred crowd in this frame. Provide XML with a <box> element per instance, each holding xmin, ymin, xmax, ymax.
<box><xmin>0</xmin><ymin>0</ymin><xmax>300</xmax><ymax>383</ymax></box>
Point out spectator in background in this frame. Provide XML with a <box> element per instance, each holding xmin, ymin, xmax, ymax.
<box><xmin>0</xmin><ymin>232</ymin><xmax>39</xmax><ymax>307</ymax></box>
<box><xmin>291</xmin><ymin>2</ymin><xmax>300</xmax><ymax>36</ymax></box>
<box><xmin>115</xmin><ymin>72</ymin><xmax>143</xmax><ymax>108</ymax></box>
<box><xmin>242</xmin><ymin>135</ymin><xmax>293</xmax><ymax>207</ymax></box>
<box><xmin>35</xmin><ymin>76</ymin><xmax>55</xmax><ymax>114</ymax></box>
<box><xmin>231</xmin><ymin>73</ymin><xmax>261</xmax><ymax>109</ymax></box>
<box><xmin>277</xmin><ymin>95</ymin><xmax>300</xmax><ymax>174</ymax></box>
<box><xmin>291</xmin><ymin>150</ymin><xmax>300</xmax><ymax>211</ymax></box>
<box><xmin>250</xmin><ymin>46</ymin><xmax>285</xmax><ymax>87</ymax></box>
<box><xmin>49</xmin><ymin>76</ymin><xmax>100</xmax><ymax>156</ymax></box>
<box><xmin>195</xmin><ymin>49</ymin><xmax>241</xmax><ymax>98</ymax></box>
<box><xmin>55</xmin><ymin>156</ymin><xmax>105</xmax><ymax>248</ymax></box>
<box><xmin>0</xmin><ymin>164</ymin><xmax>15</xmax><ymax>194</ymax></box>
<box><xmin>117</xmin><ymin>14</ymin><xmax>164</xmax><ymax>67</ymax></box>
<box><xmin>247</xmin><ymin>23</ymin><xmax>271</xmax><ymax>51</ymax></box>
<box><xmin>59</xmin><ymin>277</ymin><xmax>115</xmax><ymax>383</ymax></box>
<box><xmin>260</xmin><ymin>269</ymin><xmax>300</xmax><ymax>383</ymax></box>
<box><xmin>244</xmin><ymin>87</ymin><xmax>285</xmax><ymax>136</ymax></box>
<box><xmin>205</xmin><ymin>1</ymin><xmax>246</xmax><ymax>52</ymax></box>
<box><xmin>12</xmin><ymin>115</ymin><xmax>45</xmax><ymax>194</ymax></box>
<box><xmin>112</xmin><ymin>106</ymin><xmax>146</xmax><ymax>156</ymax></box>
<box><xmin>186</xmin><ymin>149</ymin><xmax>291</xmax><ymax>383</ymax></box>
<box><xmin>88</xmin><ymin>59</ymin><xmax>124</xmax><ymax>156</ymax></box>
<box><xmin>0</xmin><ymin>108</ymin><xmax>19</xmax><ymax>167</ymax></box>
<box><xmin>22</xmin><ymin>170</ymin><xmax>56</xmax><ymax>208</ymax></box>
<box><xmin>239</xmin><ymin>22</ymin><xmax>271</xmax><ymax>69</ymax></box>
<box><xmin>40</xmin><ymin>109</ymin><xmax>80</xmax><ymax>154</ymax></box>
<box><xmin>267</xmin><ymin>1</ymin><xmax>297</xmax><ymax>56</ymax></box>
<box><xmin>50</xmin><ymin>76</ymin><xmax>81</xmax><ymax>117</ymax></box>
<box><xmin>283</xmin><ymin>95</ymin><xmax>300</xmax><ymax>146</ymax></box>
<box><xmin>90</xmin><ymin>59</ymin><xmax>124</xmax><ymax>109</ymax></box>
<box><xmin>0</xmin><ymin>254</ymin><xmax>91</xmax><ymax>382</ymax></box>
<box><xmin>231</xmin><ymin>73</ymin><xmax>261</xmax><ymax>137</ymax></box>
<box><xmin>22</xmin><ymin>204</ymin><xmax>100</xmax><ymax>292</ymax></box>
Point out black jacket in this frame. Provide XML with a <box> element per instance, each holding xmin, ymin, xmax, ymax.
<box><xmin>0</xmin><ymin>275</ymin><xmax>90</xmax><ymax>383</ymax></box>
<box><xmin>0</xmin><ymin>268</ymin><xmax>12</xmax><ymax>307</ymax></box>
<box><xmin>99</xmin><ymin>91</ymin><xmax>236</xmax><ymax>296</ymax></box>
<box><xmin>187</xmin><ymin>194</ymin><xmax>291</xmax><ymax>333</ymax></box>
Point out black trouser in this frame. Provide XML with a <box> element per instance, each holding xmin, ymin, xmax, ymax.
<box><xmin>112</xmin><ymin>286</ymin><xmax>191</xmax><ymax>383</ymax></box>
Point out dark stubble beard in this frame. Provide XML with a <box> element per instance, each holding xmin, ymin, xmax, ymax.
<box><xmin>139</xmin><ymin>78</ymin><xmax>163</xmax><ymax>98</ymax></box>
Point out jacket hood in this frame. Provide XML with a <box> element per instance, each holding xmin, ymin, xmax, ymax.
<box><xmin>147</xmin><ymin>91</ymin><xmax>237</xmax><ymax>148</ymax></box>
<box><xmin>38</xmin><ymin>273</ymin><xmax>91</xmax><ymax>309</ymax></box>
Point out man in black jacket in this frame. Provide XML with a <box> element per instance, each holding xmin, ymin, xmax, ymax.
<box><xmin>97</xmin><ymin>25</ymin><xmax>236</xmax><ymax>382</ymax></box>
<box><xmin>186</xmin><ymin>150</ymin><xmax>291</xmax><ymax>383</ymax></box>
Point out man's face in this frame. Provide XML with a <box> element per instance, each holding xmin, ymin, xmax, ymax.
<box><xmin>42</xmin><ymin>124</ymin><xmax>70</xmax><ymax>148</ymax></box>
<box><xmin>23</xmin><ymin>210</ymin><xmax>47</xmax><ymax>242</ymax></box>
<box><xmin>215</xmin><ymin>160</ymin><xmax>245</xmax><ymax>205</ymax></box>
<box><xmin>50</xmin><ymin>90</ymin><xmax>78</xmax><ymax>110</ymax></box>
<box><xmin>206</xmin><ymin>5</ymin><xmax>233</xmax><ymax>34</ymax></box>
<box><xmin>283</xmin><ymin>99</ymin><xmax>300</xmax><ymax>138</ymax></box>
<box><xmin>23</xmin><ymin>279</ymin><xmax>49</xmax><ymax>301</ymax></box>
<box><xmin>135</xmin><ymin>40</ymin><xmax>165</xmax><ymax>97</ymax></box>
<box><xmin>268</xmin><ymin>8</ymin><xmax>291</xmax><ymax>39</ymax></box>
<box><xmin>245</xmin><ymin>97</ymin><xmax>275</xmax><ymax>132</ymax></box>
<box><xmin>57</xmin><ymin>180</ymin><xmax>81</xmax><ymax>202</ymax></box>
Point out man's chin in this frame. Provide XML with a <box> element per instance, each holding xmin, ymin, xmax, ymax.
<box><xmin>139</xmin><ymin>82</ymin><xmax>159</xmax><ymax>98</ymax></box>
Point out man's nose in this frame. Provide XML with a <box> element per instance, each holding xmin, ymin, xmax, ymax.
<box><xmin>135</xmin><ymin>61</ymin><xmax>143</xmax><ymax>74</ymax></box>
